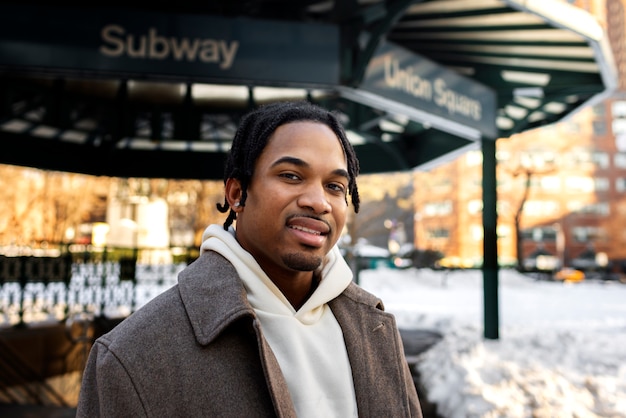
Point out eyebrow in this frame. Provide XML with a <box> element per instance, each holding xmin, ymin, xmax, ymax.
<box><xmin>271</xmin><ymin>156</ymin><xmax>349</xmax><ymax>180</ymax></box>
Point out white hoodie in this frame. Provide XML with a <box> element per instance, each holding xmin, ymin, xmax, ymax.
<box><xmin>200</xmin><ymin>224</ymin><xmax>358</xmax><ymax>417</ymax></box>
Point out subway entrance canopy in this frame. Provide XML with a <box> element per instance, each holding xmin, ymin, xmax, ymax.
<box><xmin>0</xmin><ymin>0</ymin><xmax>618</xmax><ymax>341</ymax></box>
<box><xmin>0</xmin><ymin>0</ymin><xmax>617</xmax><ymax>180</ymax></box>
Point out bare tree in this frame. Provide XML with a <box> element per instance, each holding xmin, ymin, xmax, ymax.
<box><xmin>165</xmin><ymin>179</ymin><xmax>224</xmax><ymax>248</ymax></box>
<box><xmin>505</xmin><ymin>163</ymin><xmax>556</xmax><ymax>270</ymax></box>
<box><xmin>0</xmin><ymin>164</ymin><xmax>110</xmax><ymax>250</ymax></box>
<box><xmin>511</xmin><ymin>167</ymin><xmax>534</xmax><ymax>270</ymax></box>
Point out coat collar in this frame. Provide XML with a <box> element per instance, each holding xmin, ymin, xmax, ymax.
<box><xmin>177</xmin><ymin>251</ymin><xmax>256</xmax><ymax>346</ymax></box>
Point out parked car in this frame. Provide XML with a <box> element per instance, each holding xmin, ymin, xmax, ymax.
<box><xmin>554</xmin><ymin>268</ymin><xmax>585</xmax><ymax>283</ymax></box>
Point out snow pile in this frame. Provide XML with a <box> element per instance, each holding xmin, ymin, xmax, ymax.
<box><xmin>359</xmin><ymin>268</ymin><xmax>626</xmax><ymax>418</ymax></box>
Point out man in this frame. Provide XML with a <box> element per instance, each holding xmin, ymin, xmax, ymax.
<box><xmin>76</xmin><ymin>101</ymin><xmax>422</xmax><ymax>417</ymax></box>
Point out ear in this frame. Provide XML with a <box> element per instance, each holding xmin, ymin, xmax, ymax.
<box><xmin>225</xmin><ymin>178</ymin><xmax>243</xmax><ymax>211</ymax></box>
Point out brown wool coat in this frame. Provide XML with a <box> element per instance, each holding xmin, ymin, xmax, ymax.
<box><xmin>76</xmin><ymin>251</ymin><xmax>422</xmax><ymax>417</ymax></box>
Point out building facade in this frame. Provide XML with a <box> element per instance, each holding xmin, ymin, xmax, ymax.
<box><xmin>413</xmin><ymin>0</ymin><xmax>626</xmax><ymax>272</ymax></box>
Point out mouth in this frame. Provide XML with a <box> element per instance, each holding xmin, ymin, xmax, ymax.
<box><xmin>286</xmin><ymin>216</ymin><xmax>330</xmax><ymax>247</ymax></box>
<box><xmin>287</xmin><ymin>215</ymin><xmax>330</xmax><ymax>234</ymax></box>
<box><xmin>289</xmin><ymin>224</ymin><xmax>326</xmax><ymax>235</ymax></box>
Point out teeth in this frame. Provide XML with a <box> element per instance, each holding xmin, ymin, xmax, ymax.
<box><xmin>291</xmin><ymin>225</ymin><xmax>321</xmax><ymax>235</ymax></box>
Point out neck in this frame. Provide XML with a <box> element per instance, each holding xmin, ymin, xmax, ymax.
<box><xmin>276</xmin><ymin>272</ymin><xmax>320</xmax><ymax>310</ymax></box>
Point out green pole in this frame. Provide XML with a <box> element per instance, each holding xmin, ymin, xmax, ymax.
<box><xmin>482</xmin><ymin>138</ymin><xmax>499</xmax><ymax>339</ymax></box>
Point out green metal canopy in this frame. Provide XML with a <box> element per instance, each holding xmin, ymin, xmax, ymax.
<box><xmin>0</xmin><ymin>0</ymin><xmax>617</xmax><ymax>341</ymax></box>
<box><xmin>0</xmin><ymin>0</ymin><xmax>617</xmax><ymax>180</ymax></box>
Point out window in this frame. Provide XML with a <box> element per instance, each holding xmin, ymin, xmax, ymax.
<box><xmin>427</xmin><ymin>228</ymin><xmax>449</xmax><ymax>239</ymax></box>
<box><xmin>615</xmin><ymin>153</ymin><xmax>626</xmax><ymax>168</ymax></box>
<box><xmin>496</xmin><ymin>200</ymin><xmax>510</xmax><ymax>214</ymax></box>
<box><xmin>592</xmin><ymin>120</ymin><xmax>607</xmax><ymax>135</ymax></box>
<box><xmin>467</xmin><ymin>199</ymin><xmax>483</xmax><ymax>214</ymax></box>
<box><xmin>592</xmin><ymin>104</ymin><xmax>606</xmax><ymax>116</ymax></box>
<box><xmin>594</xmin><ymin>178</ymin><xmax>610</xmax><ymax>192</ymax></box>
<box><xmin>520</xmin><ymin>227</ymin><xmax>557</xmax><ymax>242</ymax></box>
<box><xmin>564</xmin><ymin>150</ymin><xmax>609</xmax><ymax>169</ymax></box>
<box><xmin>616</xmin><ymin>178</ymin><xmax>626</xmax><ymax>192</ymax></box>
<box><xmin>616</xmin><ymin>136</ymin><xmax>626</xmax><ymax>153</ymax></box>
<box><xmin>565</xmin><ymin>176</ymin><xmax>595</xmax><ymax>193</ymax></box>
<box><xmin>572</xmin><ymin>226</ymin><xmax>606</xmax><ymax>242</ymax></box>
<box><xmin>469</xmin><ymin>224</ymin><xmax>483</xmax><ymax>241</ymax></box>
<box><xmin>465</xmin><ymin>150</ymin><xmax>483</xmax><ymax>166</ymax></box>
<box><xmin>519</xmin><ymin>150</ymin><xmax>556</xmax><ymax>169</ymax></box>
<box><xmin>566</xmin><ymin>201</ymin><xmax>610</xmax><ymax>216</ymax></box>
<box><xmin>423</xmin><ymin>201</ymin><xmax>453</xmax><ymax>216</ymax></box>
<box><xmin>612</xmin><ymin>118</ymin><xmax>626</xmax><ymax>135</ymax></box>
<box><xmin>530</xmin><ymin>176</ymin><xmax>560</xmax><ymax>192</ymax></box>
<box><xmin>592</xmin><ymin>152</ymin><xmax>610</xmax><ymax>169</ymax></box>
<box><xmin>563</xmin><ymin>149</ymin><xmax>590</xmax><ymax>168</ymax></box>
<box><xmin>496</xmin><ymin>149</ymin><xmax>511</xmax><ymax>163</ymax></box>
<box><xmin>522</xmin><ymin>200</ymin><xmax>559</xmax><ymax>217</ymax></box>
<box><xmin>429</xmin><ymin>178</ymin><xmax>452</xmax><ymax>193</ymax></box>
<box><xmin>612</xmin><ymin>100</ymin><xmax>626</xmax><ymax>117</ymax></box>
<box><xmin>497</xmin><ymin>224</ymin><xmax>511</xmax><ymax>238</ymax></box>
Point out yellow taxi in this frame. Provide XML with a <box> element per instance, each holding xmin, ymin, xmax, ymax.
<box><xmin>554</xmin><ymin>268</ymin><xmax>585</xmax><ymax>283</ymax></box>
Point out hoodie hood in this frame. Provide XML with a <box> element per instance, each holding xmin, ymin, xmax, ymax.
<box><xmin>200</xmin><ymin>224</ymin><xmax>353</xmax><ymax>324</ymax></box>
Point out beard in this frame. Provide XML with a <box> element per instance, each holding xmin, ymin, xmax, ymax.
<box><xmin>282</xmin><ymin>252</ymin><xmax>323</xmax><ymax>271</ymax></box>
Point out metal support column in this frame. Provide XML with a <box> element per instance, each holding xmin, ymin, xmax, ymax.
<box><xmin>482</xmin><ymin>138</ymin><xmax>499</xmax><ymax>339</ymax></box>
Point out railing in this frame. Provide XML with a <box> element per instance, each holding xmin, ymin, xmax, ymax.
<box><xmin>0</xmin><ymin>255</ymin><xmax>185</xmax><ymax>328</ymax></box>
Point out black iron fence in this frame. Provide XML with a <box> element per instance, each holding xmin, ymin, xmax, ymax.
<box><xmin>0</xmin><ymin>254</ymin><xmax>184</xmax><ymax>329</ymax></box>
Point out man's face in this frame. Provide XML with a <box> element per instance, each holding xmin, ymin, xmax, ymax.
<box><xmin>231</xmin><ymin>121</ymin><xmax>349</xmax><ymax>280</ymax></box>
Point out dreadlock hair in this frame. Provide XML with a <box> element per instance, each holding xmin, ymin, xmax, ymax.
<box><xmin>217</xmin><ymin>100</ymin><xmax>361</xmax><ymax>230</ymax></box>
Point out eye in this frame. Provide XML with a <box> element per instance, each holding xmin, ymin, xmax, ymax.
<box><xmin>279</xmin><ymin>172</ymin><xmax>301</xmax><ymax>181</ymax></box>
<box><xmin>327</xmin><ymin>182</ymin><xmax>346</xmax><ymax>194</ymax></box>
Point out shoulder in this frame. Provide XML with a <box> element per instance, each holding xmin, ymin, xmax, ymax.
<box><xmin>343</xmin><ymin>282</ymin><xmax>385</xmax><ymax>311</ymax></box>
<box><xmin>180</xmin><ymin>251</ymin><xmax>236</xmax><ymax>279</ymax></box>
<box><xmin>98</xmin><ymin>283</ymin><xmax>186</xmax><ymax>350</ymax></box>
<box><xmin>336</xmin><ymin>281</ymin><xmax>386</xmax><ymax>310</ymax></box>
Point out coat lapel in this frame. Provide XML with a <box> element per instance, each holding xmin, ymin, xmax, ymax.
<box><xmin>178</xmin><ymin>251</ymin><xmax>297</xmax><ymax>417</ymax></box>
<box><xmin>329</xmin><ymin>283</ymin><xmax>415</xmax><ymax>417</ymax></box>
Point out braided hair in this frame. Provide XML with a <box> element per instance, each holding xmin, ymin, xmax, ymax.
<box><xmin>217</xmin><ymin>100</ymin><xmax>361</xmax><ymax>230</ymax></box>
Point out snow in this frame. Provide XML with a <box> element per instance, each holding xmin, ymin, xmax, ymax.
<box><xmin>359</xmin><ymin>267</ymin><xmax>626</xmax><ymax>418</ymax></box>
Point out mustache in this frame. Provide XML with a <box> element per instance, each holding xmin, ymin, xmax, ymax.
<box><xmin>286</xmin><ymin>214</ymin><xmax>331</xmax><ymax>230</ymax></box>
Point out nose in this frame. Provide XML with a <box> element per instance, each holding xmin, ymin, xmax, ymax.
<box><xmin>298</xmin><ymin>183</ymin><xmax>331</xmax><ymax>214</ymax></box>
